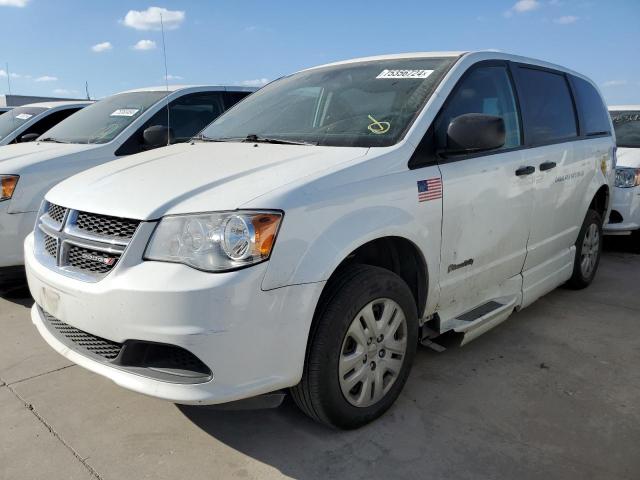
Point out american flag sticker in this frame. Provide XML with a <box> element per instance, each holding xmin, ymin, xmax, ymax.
<box><xmin>417</xmin><ymin>178</ymin><xmax>443</xmax><ymax>202</ymax></box>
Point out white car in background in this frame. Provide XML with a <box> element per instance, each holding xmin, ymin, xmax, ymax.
<box><xmin>25</xmin><ymin>51</ymin><xmax>613</xmax><ymax>429</ymax></box>
<box><xmin>0</xmin><ymin>101</ymin><xmax>92</xmax><ymax>146</ymax></box>
<box><xmin>606</xmin><ymin>105</ymin><xmax>640</xmax><ymax>237</ymax></box>
<box><xmin>0</xmin><ymin>85</ymin><xmax>255</xmax><ymax>280</ymax></box>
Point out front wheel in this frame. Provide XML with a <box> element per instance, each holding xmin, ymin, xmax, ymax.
<box><xmin>291</xmin><ymin>264</ymin><xmax>418</xmax><ymax>429</ymax></box>
<box><xmin>566</xmin><ymin>209</ymin><xmax>603</xmax><ymax>289</ymax></box>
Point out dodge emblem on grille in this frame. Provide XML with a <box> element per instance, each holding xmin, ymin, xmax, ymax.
<box><xmin>80</xmin><ymin>253</ymin><xmax>116</xmax><ymax>266</ymax></box>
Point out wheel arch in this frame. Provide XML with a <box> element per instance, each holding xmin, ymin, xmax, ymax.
<box><xmin>589</xmin><ymin>184</ymin><xmax>610</xmax><ymax>221</ymax></box>
<box><xmin>317</xmin><ymin>235</ymin><xmax>429</xmax><ymax>321</ymax></box>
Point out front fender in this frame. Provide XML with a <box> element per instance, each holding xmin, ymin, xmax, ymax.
<box><xmin>261</xmin><ymin>166</ymin><xmax>443</xmax><ymax>315</ymax></box>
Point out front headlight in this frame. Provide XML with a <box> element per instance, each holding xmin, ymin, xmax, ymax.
<box><xmin>144</xmin><ymin>211</ymin><xmax>282</xmax><ymax>272</ymax></box>
<box><xmin>0</xmin><ymin>175</ymin><xmax>19</xmax><ymax>201</ymax></box>
<box><xmin>614</xmin><ymin>167</ymin><xmax>640</xmax><ymax>188</ymax></box>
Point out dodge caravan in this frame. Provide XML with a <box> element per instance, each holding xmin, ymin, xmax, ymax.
<box><xmin>25</xmin><ymin>52</ymin><xmax>614</xmax><ymax>428</ymax></box>
<box><xmin>0</xmin><ymin>85</ymin><xmax>255</xmax><ymax>280</ymax></box>
<box><xmin>606</xmin><ymin>105</ymin><xmax>640</xmax><ymax>236</ymax></box>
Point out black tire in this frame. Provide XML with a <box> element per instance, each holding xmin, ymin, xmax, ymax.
<box><xmin>566</xmin><ymin>209</ymin><xmax>603</xmax><ymax>289</ymax></box>
<box><xmin>291</xmin><ymin>264</ymin><xmax>418</xmax><ymax>429</ymax></box>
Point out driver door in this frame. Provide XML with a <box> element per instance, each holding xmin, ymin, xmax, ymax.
<box><xmin>435</xmin><ymin>62</ymin><xmax>534</xmax><ymax>319</ymax></box>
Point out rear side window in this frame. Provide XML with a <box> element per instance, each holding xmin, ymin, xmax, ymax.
<box><xmin>224</xmin><ymin>91</ymin><xmax>251</xmax><ymax>109</ymax></box>
<box><xmin>516</xmin><ymin>67</ymin><xmax>577</xmax><ymax>145</ymax></box>
<box><xmin>435</xmin><ymin>65</ymin><xmax>521</xmax><ymax>150</ymax></box>
<box><xmin>570</xmin><ymin>76</ymin><xmax>611</xmax><ymax>136</ymax></box>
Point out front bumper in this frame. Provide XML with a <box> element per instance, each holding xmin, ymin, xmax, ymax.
<box><xmin>604</xmin><ymin>185</ymin><xmax>640</xmax><ymax>234</ymax></box>
<box><xmin>25</xmin><ymin>233</ymin><xmax>325</xmax><ymax>404</ymax></box>
<box><xmin>0</xmin><ymin>203</ymin><xmax>37</xmax><ymax>267</ymax></box>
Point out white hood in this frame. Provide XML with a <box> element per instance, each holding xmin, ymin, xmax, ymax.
<box><xmin>0</xmin><ymin>142</ymin><xmax>98</xmax><ymax>174</ymax></box>
<box><xmin>46</xmin><ymin>142</ymin><xmax>369</xmax><ymax>219</ymax></box>
<box><xmin>616</xmin><ymin>147</ymin><xmax>640</xmax><ymax>169</ymax></box>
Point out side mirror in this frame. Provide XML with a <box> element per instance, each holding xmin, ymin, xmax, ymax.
<box><xmin>445</xmin><ymin>113</ymin><xmax>505</xmax><ymax>154</ymax></box>
<box><xmin>143</xmin><ymin>125</ymin><xmax>174</xmax><ymax>147</ymax></box>
<box><xmin>20</xmin><ymin>133</ymin><xmax>40</xmax><ymax>143</ymax></box>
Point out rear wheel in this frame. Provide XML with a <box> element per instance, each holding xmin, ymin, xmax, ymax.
<box><xmin>567</xmin><ymin>209</ymin><xmax>603</xmax><ymax>289</ymax></box>
<box><xmin>291</xmin><ymin>264</ymin><xmax>418</xmax><ymax>429</ymax></box>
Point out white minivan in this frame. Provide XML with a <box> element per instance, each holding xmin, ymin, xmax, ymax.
<box><xmin>605</xmin><ymin>106</ymin><xmax>640</xmax><ymax>237</ymax></box>
<box><xmin>0</xmin><ymin>85</ymin><xmax>255</xmax><ymax>280</ymax></box>
<box><xmin>25</xmin><ymin>52</ymin><xmax>614</xmax><ymax>429</ymax></box>
<box><xmin>0</xmin><ymin>101</ymin><xmax>93</xmax><ymax>146</ymax></box>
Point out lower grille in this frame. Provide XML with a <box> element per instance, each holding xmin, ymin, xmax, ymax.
<box><xmin>67</xmin><ymin>246</ymin><xmax>119</xmax><ymax>274</ymax></box>
<box><xmin>40</xmin><ymin>308</ymin><xmax>212</xmax><ymax>384</ymax></box>
<box><xmin>43</xmin><ymin>311</ymin><xmax>122</xmax><ymax>360</ymax></box>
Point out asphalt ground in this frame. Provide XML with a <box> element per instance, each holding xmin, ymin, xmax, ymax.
<box><xmin>1</xmin><ymin>236</ymin><xmax>639</xmax><ymax>480</ymax></box>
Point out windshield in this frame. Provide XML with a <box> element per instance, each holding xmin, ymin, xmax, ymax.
<box><xmin>0</xmin><ymin>106</ymin><xmax>47</xmax><ymax>141</ymax></box>
<box><xmin>201</xmin><ymin>57</ymin><xmax>457</xmax><ymax>147</ymax></box>
<box><xmin>610</xmin><ymin>111</ymin><xmax>640</xmax><ymax>148</ymax></box>
<box><xmin>40</xmin><ymin>91</ymin><xmax>168</xmax><ymax>144</ymax></box>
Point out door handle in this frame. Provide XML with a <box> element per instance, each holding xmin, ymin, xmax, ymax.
<box><xmin>515</xmin><ymin>166</ymin><xmax>535</xmax><ymax>176</ymax></box>
<box><xmin>539</xmin><ymin>161</ymin><xmax>557</xmax><ymax>171</ymax></box>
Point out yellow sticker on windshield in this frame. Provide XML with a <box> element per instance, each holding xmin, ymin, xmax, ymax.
<box><xmin>367</xmin><ymin>115</ymin><xmax>390</xmax><ymax>135</ymax></box>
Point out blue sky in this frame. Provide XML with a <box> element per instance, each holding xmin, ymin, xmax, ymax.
<box><xmin>0</xmin><ymin>0</ymin><xmax>638</xmax><ymax>104</ymax></box>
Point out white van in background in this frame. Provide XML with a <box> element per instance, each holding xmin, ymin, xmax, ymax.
<box><xmin>0</xmin><ymin>85</ymin><xmax>255</xmax><ymax>279</ymax></box>
<box><xmin>606</xmin><ymin>105</ymin><xmax>640</xmax><ymax>237</ymax></box>
<box><xmin>0</xmin><ymin>100</ymin><xmax>92</xmax><ymax>146</ymax></box>
<box><xmin>25</xmin><ymin>52</ymin><xmax>613</xmax><ymax>428</ymax></box>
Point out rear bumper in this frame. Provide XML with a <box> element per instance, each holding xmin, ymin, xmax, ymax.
<box><xmin>25</xmin><ymin>233</ymin><xmax>325</xmax><ymax>404</ymax></box>
<box><xmin>604</xmin><ymin>185</ymin><xmax>640</xmax><ymax>234</ymax></box>
<box><xmin>0</xmin><ymin>204</ymin><xmax>37</xmax><ymax>267</ymax></box>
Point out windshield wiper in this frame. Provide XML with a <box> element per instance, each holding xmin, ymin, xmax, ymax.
<box><xmin>39</xmin><ymin>137</ymin><xmax>70</xmax><ymax>144</ymax></box>
<box><xmin>193</xmin><ymin>134</ymin><xmax>316</xmax><ymax>146</ymax></box>
<box><xmin>243</xmin><ymin>134</ymin><xmax>317</xmax><ymax>146</ymax></box>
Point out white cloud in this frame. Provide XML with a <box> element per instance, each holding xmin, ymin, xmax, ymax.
<box><xmin>91</xmin><ymin>41</ymin><xmax>113</xmax><ymax>53</ymax></box>
<box><xmin>513</xmin><ymin>0</ymin><xmax>540</xmax><ymax>12</ymax></box>
<box><xmin>602</xmin><ymin>80</ymin><xmax>628</xmax><ymax>88</ymax></box>
<box><xmin>0</xmin><ymin>69</ymin><xmax>22</xmax><ymax>78</ymax></box>
<box><xmin>554</xmin><ymin>15</ymin><xmax>578</xmax><ymax>24</ymax></box>
<box><xmin>0</xmin><ymin>0</ymin><xmax>29</xmax><ymax>7</ymax></box>
<box><xmin>122</xmin><ymin>7</ymin><xmax>185</xmax><ymax>31</ymax></box>
<box><xmin>505</xmin><ymin>0</ymin><xmax>540</xmax><ymax>16</ymax></box>
<box><xmin>240</xmin><ymin>78</ymin><xmax>269</xmax><ymax>87</ymax></box>
<box><xmin>53</xmin><ymin>88</ymin><xmax>80</xmax><ymax>96</ymax></box>
<box><xmin>35</xmin><ymin>75</ymin><xmax>57</xmax><ymax>82</ymax></box>
<box><xmin>164</xmin><ymin>74</ymin><xmax>184</xmax><ymax>81</ymax></box>
<box><xmin>133</xmin><ymin>39</ymin><xmax>157</xmax><ymax>50</ymax></box>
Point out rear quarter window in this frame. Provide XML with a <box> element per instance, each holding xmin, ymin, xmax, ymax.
<box><xmin>570</xmin><ymin>76</ymin><xmax>611</xmax><ymax>136</ymax></box>
<box><xmin>515</xmin><ymin>66</ymin><xmax>578</xmax><ymax>145</ymax></box>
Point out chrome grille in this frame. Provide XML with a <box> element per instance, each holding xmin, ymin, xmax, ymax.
<box><xmin>76</xmin><ymin>212</ymin><xmax>139</xmax><ymax>239</ymax></box>
<box><xmin>44</xmin><ymin>234</ymin><xmax>57</xmax><ymax>258</ymax></box>
<box><xmin>35</xmin><ymin>202</ymin><xmax>141</xmax><ymax>282</ymax></box>
<box><xmin>68</xmin><ymin>245</ymin><xmax>119</xmax><ymax>274</ymax></box>
<box><xmin>47</xmin><ymin>203</ymin><xmax>67</xmax><ymax>224</ymax></box>
<box><xmin>43</xmin><ymin>311</ymin><xmax>122</xmax><ymax>360</ymax></box>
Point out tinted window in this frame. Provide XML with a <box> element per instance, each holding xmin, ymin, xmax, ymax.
<box><xmin>115</xmin><ymin>92</ymin><xmax>227</xmax><ymax>155</ymax></box>
<box><xmin>516</xmin><ymin>67</ymin><xmax>577</xmax><ymax>144</ymax></box>
<box><xmin>610</xmin><ymin>111</ymin><xmax>640</xmax><ymax>148</ymax></box>
<box><xmin>144</xmin><ymin>92</ymin><xmax>226</xmax><ymax>140</ymax></box>
<box><xmin>436</xmin><ymin>65</ymin><xmax>521</xmax><ymax>150</ymax></box>
<box><xmin>570</xmin><ymin>76</ymin><xmax>611</xmax><ymax>136</ymax></box>
<box><xmin>224</xmin><ymin>91</ymin><xmax>251</xmax><ymax>109</ymax></box>
<box><xmin>201</xmin><ymin>57</ymin><xmax>457</xmax><ymax>147</ymax></box>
